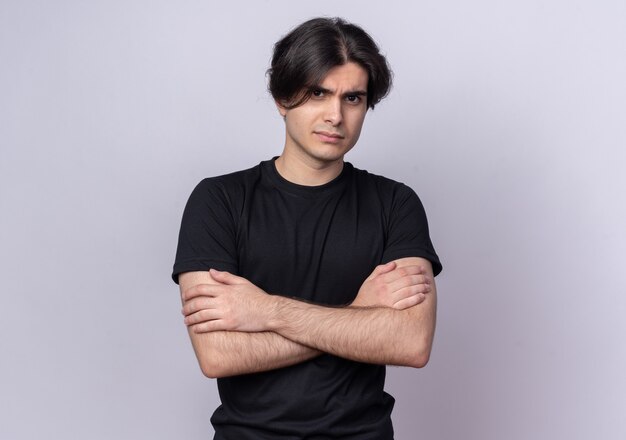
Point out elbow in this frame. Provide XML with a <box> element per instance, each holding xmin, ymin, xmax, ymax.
<box><xmin>406</xmin><ymin>339</ymin><xmax>433</xmax><ymax>369</ymax></box>
<box><xmin>410</xmin><ymin>348</ymin><xmax>431</xmax><ymax>369</ymax></box>
<box><xmin>189</xmin><ymin>334</ymin><xmax>232</xmax><ymax>378</ymax></box>
<box><xmin>201</xmin><ymin>366</ymin><xmax>220</xmax><ymax>379</ymax></box>
<box><xmin>404</xmin><ymin>315</ymin><xmax>436</xmax><ymax>368</ymax></box>
<box><xmin>198</xmin><ymin>356</ymin><xmax>226</xmax><ymax>379</ymax></box>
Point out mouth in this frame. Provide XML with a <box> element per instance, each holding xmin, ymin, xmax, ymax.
<box><xmin>314</xmin><ymin>131</ymin><xmax>345</xmax><ymax>143</ymax></box>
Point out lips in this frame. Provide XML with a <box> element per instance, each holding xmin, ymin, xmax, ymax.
<box><xmin>314</xmin><ymin>131</ymin><xmax>345</xmax><ymax>143</ymax></box>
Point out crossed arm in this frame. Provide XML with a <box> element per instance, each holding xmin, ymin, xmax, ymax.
<box><xmin>179</xmin><ymin>257</ymin><xmax>437</xmax><ymax>378</ymax></box>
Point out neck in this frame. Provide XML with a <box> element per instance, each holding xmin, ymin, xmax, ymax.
<box><xmin>274</xmin><ymin>153</ymin><xmax>344</xmax><ymax>186</ymax></box>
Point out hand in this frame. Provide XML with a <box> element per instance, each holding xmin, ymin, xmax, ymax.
<box><xmin>181</xmin><ymin>269</ymin><xmax>272</xmax><ymax>333</ymax></box>
<box><xmin>352</xmin><ymin>261</ymin><xmax>432</xmax><ymax>310</ymax></box>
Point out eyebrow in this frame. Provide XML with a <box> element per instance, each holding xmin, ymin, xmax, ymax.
<box><xmin>310</xmin><ymin>86</ymin><xmax>368</xmax><ymax>98</ymax></box>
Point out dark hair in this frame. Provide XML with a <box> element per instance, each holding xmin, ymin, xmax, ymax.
<box><xmin>268</xmin><ymin>17</ymin><xmax>393</xmax><ymax>110</ymax></box>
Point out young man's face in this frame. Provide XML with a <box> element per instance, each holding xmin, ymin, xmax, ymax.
<box><xmin>277</xmin><ymin>62</ymin><xmax>369</xmax><ymax>168</ymax></box>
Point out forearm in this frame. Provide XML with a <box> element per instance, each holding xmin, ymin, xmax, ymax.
<box><xmin>180</xmin><ymin>271</ymin><xmax>320</xmax><ymax>378</ymax></box>
<box><xmin>181</xmin><ymin>258</ymin><xmax>436</xmax><ymax>372</ymax></box>
<box><xmin>188</xmin><ymin>328</ymin><xmax>321</xmax><ymax>378</ymax></box>
<box><xmin>267</xmin><ymin>294</ymin><xmax>436</xmax><ymax>367</ymax></box>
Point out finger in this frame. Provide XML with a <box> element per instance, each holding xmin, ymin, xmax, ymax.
<box><xmin>184</xmin><ymin>309</ymin><xmax>222</xmax><ymax>326</ymax></box>
<box><xmin>181</xmin><ymin>285</ymin><xmax>199</xmax><ymax>302</ymax></box>
<box><xmin>405</xmin><ymin>282</ymin><xmax>431</xmax><ymax>295</ymax></box>
<box><xmin>395</xmin><ymin>265</ymin><xmax>426</xmax><ymax>276</ymax></box>
<box><xmin>388</xmin><ymin>283</ymin><xmax>431</xmax><ymax>305</ymax></box>
<box><xmin>181</xmin><ymin>297</ymin><xmax>214</xmax><ymax>316</ymax></box>
<box><xmin>366</xmin><ymin>261</ymin><xmax>396</xmax><ymax>280</ymax></box>
<box><xmin>388</xmin><ymin>274</ymin><xmax>430</xmax><ymax>293</ymax></box>
<box><xmin>378</xmin><ymin>265</ymin><xmax>426</xmax><ymax>284</ymax></box>
<box><xmin>182</xmin><ymin>284</ymin><xmax>219</xmax><ymax>301</ymax></box>
<box><xmin>192</xmin><ymin>320</ymin><xmax>228</xmax><ymax>333</ymax></box>
<box><xmin>209</xmin><ymin>269</ymin><xmax>247</xmax><ymax>285</ymax></box>
<box><xmin>393</xmin><ymin>293</ymin><xmax>426</xmax><ymax>310</ymax></box>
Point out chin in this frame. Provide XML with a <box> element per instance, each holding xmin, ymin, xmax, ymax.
<box><xmin>313</xmin><ymin>153</ymin><xmax>347</xmax><ymax>164</ymax></box>
<box><xmin>311</xmin><ymin>146</ymin><xmax>353</xmax><ymax>162</ymax></box>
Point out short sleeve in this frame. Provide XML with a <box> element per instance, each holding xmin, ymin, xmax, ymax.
<box><xmin>172</xmin><ymin>178</ymin><xmax>239</xmax><ymax>284</ymax></box>
<box><xmin>381</xmin><ymin>184</ymin><xmax>442</xmax><ymax>276</ymax></box>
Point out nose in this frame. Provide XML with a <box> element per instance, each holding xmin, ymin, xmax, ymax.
<box><xmin>324</xmin><ymin>97</ymin><xmax>343</xmax><ymax>126</ymax></box>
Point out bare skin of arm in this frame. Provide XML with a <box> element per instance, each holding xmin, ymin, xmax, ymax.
<box><xmin>182</xmin><ymin>258</ymin><xmax>436</xmax><ymax>375</ymax></box>
<box><xmin>271</xmin><ymin>258</ymin><xmax>436</xmax><ymax>367</ymax></box>
<box><xmin>179</xmin><ymin>271</ymin><xmax>321</xmax><ymax>378</ymax></box>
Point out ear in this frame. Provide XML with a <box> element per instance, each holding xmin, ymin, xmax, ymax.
<box><xmin>275</xmin><ymin>100</ymin><xmax>287</xmax><ymax>117</ymax></box>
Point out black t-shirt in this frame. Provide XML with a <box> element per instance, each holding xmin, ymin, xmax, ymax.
<box><xmin>173</xmin><ymin>159</ymin><xmax>442</xmax><ymax>439</ymax></box>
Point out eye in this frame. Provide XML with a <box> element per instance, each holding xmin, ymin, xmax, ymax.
<box><xmin>346</xmin><ymin>94</ymin><xmax>362</xmax><ymax>104</ymax></box>
<box><xmin>311</xmin><ymin>89</ymin><xmax>324</xmax><ymax>98</ymax></box>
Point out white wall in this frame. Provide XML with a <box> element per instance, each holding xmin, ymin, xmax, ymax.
<box><xmin>1</xmin><ymin>1</ymin><xmax>624</xmax><ymax>439</ymax></box>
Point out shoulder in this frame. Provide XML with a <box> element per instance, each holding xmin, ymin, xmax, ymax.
<box><xmin>189</xmin><ymin>161</ymin><xmax>266</xmax><ymax>201</ymax></box>
<box><xmin>181</xmin><ymin>162</ymin><xmax>268</xmax><ymax>221</ymax></box>
<box><xmin>196</xmin><ymin>162</ymin><xmax>264</xmax><ymax>191</ymax></box>
<box><xmin>348</xmin><ymin>164</ymin><xmax>430</xmax><ymax>227</ymax></box>
<box><xmin>348</xmin><ymin>163</ymin><xmax>419</xmax><ymax>201</ymax></box>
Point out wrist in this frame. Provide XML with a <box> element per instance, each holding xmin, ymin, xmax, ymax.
<box><xmin>265</xmin><ymin>294</ymin><xmax>287</xmax><ymax>332</ymax></box>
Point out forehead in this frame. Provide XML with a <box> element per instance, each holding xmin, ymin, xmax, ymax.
<box><xmin>318</xmin><ymin>62</ymin><xmax>368</xmax><ymax>91</ymax></box>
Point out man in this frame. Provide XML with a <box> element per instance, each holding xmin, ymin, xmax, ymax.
<box><xmin>173</xmin><ymin>17</ymin><xmax>442</xmax><ymax>439</ymax></box>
